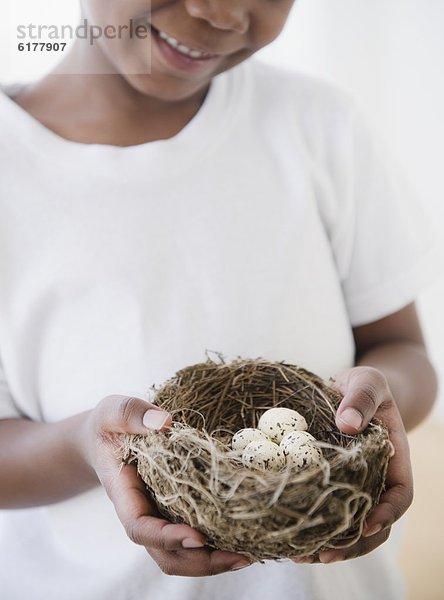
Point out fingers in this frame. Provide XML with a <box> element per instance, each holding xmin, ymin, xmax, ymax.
<box><xmin>105</xmin><ymin>460</ymin><xmax>206</xmax><ymax>551</ymax></box>
<box><xmin>107</xmin><ymin>462</ymin><xmax>251</xmax><ymax>576</ymax></box>
<box><xmin>151</xmin><ymin>548</ymin><xmax>252</xmax><ymax>577</ymax></box>
<box><xmin>325</xmin><ymin>366</ymin><xmax>413</xmax><ymax>559</ymax></box>
<box><xmin>91</xmin><ymin>396</ymin><xmax>253</xmax><ymax>575</ymax></box>
<box><xmin>317</xmin><ymin>526</ymin><xmax>392</xmax><ymax>563</ymax></box>
<box><xmin>362</xmin><ymin>405</ymin><xmax>413</xmax><ymax>536</ymax></box>
<box><xmin>95</xmin><ymin>394</ymin><xmax>172</xmax><ymax>435</ymax></box>
<box><xmin>291</xmin><ymin>527</ymin><xmax>392</xmax><ymax>564</ymax></box>
<box><xmin>333</xmin><ymin>367</ymin><xmax>391</xmax><ymax>434</ymax></box>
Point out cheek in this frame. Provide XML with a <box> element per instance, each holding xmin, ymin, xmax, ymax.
<box><xmin>253</xmin><ymin>6</ymin><xmax>294</xmax><ymax>49</ymax></box>
<box><xmin>80</xmin><ymin>0</ymin><xmax>152</xmax><ymax>73</ymax></box>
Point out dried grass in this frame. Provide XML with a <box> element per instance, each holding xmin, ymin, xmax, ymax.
<box><xmin>123</xmin><ymin>357</ymin><xmax>392</xmax><ymax>561</ymax></box>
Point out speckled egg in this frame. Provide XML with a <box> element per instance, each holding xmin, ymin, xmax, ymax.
<box><xmin>284</xmin><ymin>443</ymin><xmax>323</xmax><ymax>471</ymax></box>
<box><xmin>258</xmin><ymin>407</ymin><xmax>308</xmax><ymax>443</ymax></box>
<box><xmin>280</xmin><ymin>430</ymin><xmax>317</xmax><ymax>456</ymax></box>
<box><xmin>241</xmin><ymin>440</ymin><xmax>285</xmax><ymax>472</ymax></box>
<box><xmin>232</xmin><ymin>428</ymin><xmax>270</xmax><ymax>451</ymax></box>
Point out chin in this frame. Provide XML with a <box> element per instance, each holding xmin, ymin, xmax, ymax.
<box><xmin>124</xmin><ymin>71</ymin><xmax>211</xmax><ymax>102</ymax></box>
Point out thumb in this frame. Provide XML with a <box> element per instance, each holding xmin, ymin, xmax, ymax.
<box><xmin>97</xmin><ymin>394</ymin><xmax>172</xmax><ymax>435</ymax></box>
<box><xmin>332</xmin><ymin>367</ymin><xmax>388</xmax><ymax>434</ymax></box>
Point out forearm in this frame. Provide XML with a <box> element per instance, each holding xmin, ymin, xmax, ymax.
<box><xmin>0</xmin><ymin>412</ymin><xmax>99</xmax><ymax>509</ymax></box>
<box><xmin>355</xmin><ymin>341</ymin><xmax>438</xmax><ymax>432</ymax></box>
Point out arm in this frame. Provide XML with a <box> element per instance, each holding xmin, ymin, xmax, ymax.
<box><xmin>0</xmin><ymin>412</ymin><xmax>98</xmax><ymax>508</ymax></box>
<box><xmin>0</xmin><ymin>401</ymin><xmax>172</xmax><ymax>509</ymax></box>
<box><xmin>314</xmin><ymin>302</ymin><xmax>438</xmax><ymax>564</ymax></box>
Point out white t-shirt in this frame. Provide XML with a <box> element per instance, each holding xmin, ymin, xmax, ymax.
<box><xmin>0</xmin><ymin>59</ymin><xmax>436</xmax><ymax>599</ymax></box>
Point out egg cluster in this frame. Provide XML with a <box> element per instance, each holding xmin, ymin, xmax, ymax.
<box><xmin>232</xmin><ymin>407</ymin><xmax>323</xmax><ymax>473</ymax></box>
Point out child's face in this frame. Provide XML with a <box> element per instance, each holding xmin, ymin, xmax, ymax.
<box><xmin>80</xmin><ymin>0</ymin><xmax>295</xmax><ymax>99</ymax></box>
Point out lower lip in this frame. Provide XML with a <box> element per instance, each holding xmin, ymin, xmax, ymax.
<box><xmin>150</xmin><ymin>27</ymin><xmax>221</xmax><ymax>74</ymax></box>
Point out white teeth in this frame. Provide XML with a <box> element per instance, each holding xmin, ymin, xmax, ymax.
<box><xmin>157</xmin><ymin>28</ymin><xmax>212</xmax><ymax>59</ymax></box>
<box><xmin>158</xmin><ymin>30</ymin><xmax>178</xmax><ymax>48</ymax></box>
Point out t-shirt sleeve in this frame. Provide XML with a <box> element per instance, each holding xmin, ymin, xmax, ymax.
<box><xmin>329</xmin><ymin>108</ymin><xmax>438</xmax><ymax>327</ymax></box>
<box><xmin>0</xmin><ymin>354</ymin><xmax>21</xmax><ymax>419</ymax></box>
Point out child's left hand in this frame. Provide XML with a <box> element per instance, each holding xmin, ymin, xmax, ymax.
<box><xmin>293</xmin><ymin>365</ymin><xmax>413</xmax><ymax>564</ymax></box>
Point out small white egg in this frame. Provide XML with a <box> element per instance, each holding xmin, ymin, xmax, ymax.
<box><xmin>280</xmin><ymin>430</ymin><xmax>317</xmax><ymax>456</ymax></box>
<box><xmin>285</xmin><ymin>443</ymin><xmax>323</xmax><ymax>471</ymax></box>
<box><xmin>241</xmin><ymin>440</ymin><xmax>285</xmax><ymax>472</ymax></box>
<box><xmin>232</xmin><ymin>428</ymin><xmax>270</xmax><ymax>451</ymax></box>
<box><xmin>258</xmin><ymin>407</ymin><xmax>308</xmax><ymax>443</ymax></box>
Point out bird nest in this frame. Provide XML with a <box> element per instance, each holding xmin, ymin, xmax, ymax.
<box><xmin>123</xmin><ymin>358</ymin><xmax>393</xmax><ymax>561</ymax></box>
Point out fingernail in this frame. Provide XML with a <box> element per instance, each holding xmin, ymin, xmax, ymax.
<box><xmin>363</xmin><ymin>523</ymin><xmax>382</xmax><ymax>537</ymax></box>
<box><xmin>143</xmin><ymin>409</ymin><xmax>169</xmax><ymax>430</ymax></box>
<box><xmin>231</xmin><ymin>560</ymin><xmax>251</xmax><ymax>571</ymax></box>
<box><xmin>182</xmin><ymin>538</ymin><xmax>205</xmax><ymax>549</ymax></box>
<box><xmin>291</xmin><ymin>556</ymin><xmax>314</xmax><ymax>564</ymax></box>
<box><xmin>319</xmin><ymin>551</ymin><xmax>342</xmax><ymax>564</ymax></box>
<box><xmin>339</xmin><ymin>408</ymin><xmax>363</xmax><ymax>431</ymax></box>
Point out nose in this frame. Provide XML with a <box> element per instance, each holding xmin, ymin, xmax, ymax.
<box><xmin>184</xmin><ymin>0</ymin><xmax>250</xmax><ymax>34</ymax></box>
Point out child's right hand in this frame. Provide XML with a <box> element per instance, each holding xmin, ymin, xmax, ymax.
<box><xmin>81</xmin><ymin>395</ymin><xmax>251</xmax><ymax>576</ymax></box>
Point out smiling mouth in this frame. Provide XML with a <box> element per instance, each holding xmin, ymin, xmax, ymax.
<box><xmin>150</xmin><ymin>25</ymin><xmax>218</xmax><ymax>60</ymax></box>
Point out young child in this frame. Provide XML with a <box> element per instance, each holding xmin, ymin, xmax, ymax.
<box><xmin>0</xmin><ymin>1</ymin><xmax>438</xmax><ymax>599</ymax></box>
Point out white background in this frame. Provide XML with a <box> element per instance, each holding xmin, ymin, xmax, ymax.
<box><xmin>1</xmin><ymin>0</ymin><xmax>443</xmax><ymax>420</ymax></box>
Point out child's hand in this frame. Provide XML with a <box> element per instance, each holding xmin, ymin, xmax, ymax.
<box><xmin>294</xmin><ymin>366</ymin><xmax>413</xmax><ymax>564</ymax></box>
<box><xmin>82</xmin><ymin>395</ymin><xmax>251</xmax><ymax>576</ymax></box>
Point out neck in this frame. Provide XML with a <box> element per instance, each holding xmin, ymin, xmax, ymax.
<box><xmin>13</xmin><ymin>41</ymin><xmax>210</xmax><ymax>146</ymax></box>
